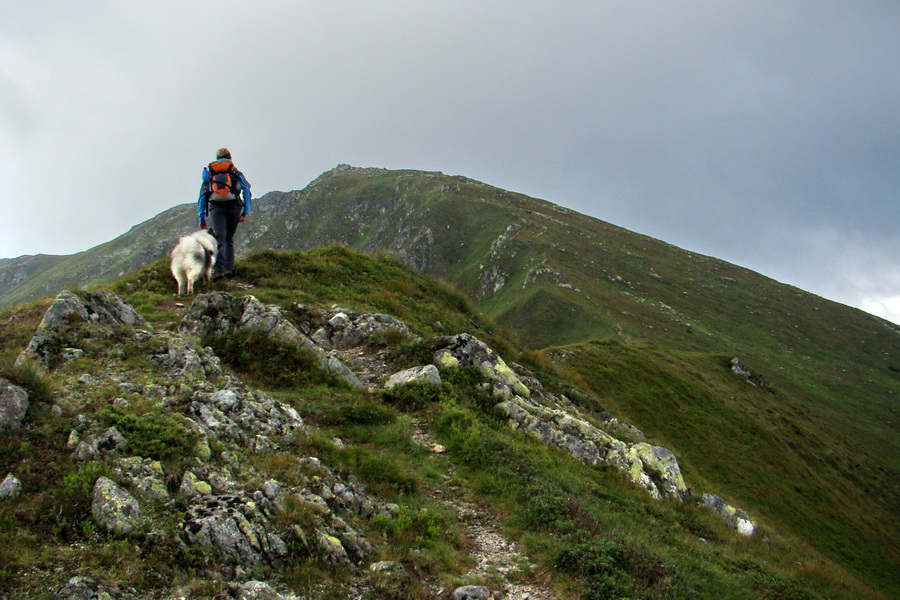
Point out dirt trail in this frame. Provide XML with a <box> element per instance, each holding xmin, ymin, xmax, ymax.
<box><xmin>412</xmin><ymin>423</ymin><xmax>557</xmax><ymax>600</ymax></box>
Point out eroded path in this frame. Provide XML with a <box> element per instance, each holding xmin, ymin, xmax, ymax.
<box><xmin>412</xmin><ymin>422</ymin><xmax>557</xmax><ymax>600</ymax></box>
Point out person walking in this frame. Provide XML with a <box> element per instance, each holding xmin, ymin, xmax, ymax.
<box><xmin>198</xmin><ymin>147</ymin><xmax>251</xmax><ymax>280</ymax></box>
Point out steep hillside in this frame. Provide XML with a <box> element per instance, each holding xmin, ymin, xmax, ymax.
<box><xmin>1</xmin><ymin>166</ymin><xmax>897</xmax><ymax>593</ymax></box>
<box><xmin>0</xmin><ymin>248</ymin><xmax>890</xmax><ymax>599</ymax></box>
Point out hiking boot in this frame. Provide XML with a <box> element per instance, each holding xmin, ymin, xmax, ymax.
<box><xmin>211</xmin><ymin>272</ymin><xmax>227</xmax><ymax>282</ymax></box>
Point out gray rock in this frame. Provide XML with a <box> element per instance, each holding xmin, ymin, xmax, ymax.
<box><xmin>0</xmin><ymin>473</ymin><xmax>22</xmax><ymax>499</ymax></box>
<box><xmin>92</xmin><ymin>476</ymin><xmax>143</xmax><ymax>536</ymax></box>
<box><xmin>179</xmin><ymin>292</ymin><xmax>364</xmax><ymax>387</ymax></box>
<box><xmin>451</xmin><ymin>585</ymin><xmax>492</xmax><ymax>600</ymax></box>
<box><xmin>0</xmin><ymin>377</ymin><xmax>28</xmax><ymax>430</ymax></box>
<box><xmin>495</xmin><ymin>396</ymin><xmax>687</xmax><ymax>500</ymax></box>
<box><xmin>701</xmin><ymin>493</ymin><xmax>757</xmax><ymax>536</ymax></box>
<box><xmin>235</xmin><ymin>581</ymin><xmax>285</xmax><ymax>600</ymax></box>
<box><xmin>53</xmin><ymin>575</ymin><xmax>122</xmax><ymax>600</ymax></box>
<box><xmin>182</xmin><ymin>493</ymin><xmax>287</xmax><ymax>569</ymax></box>
<box><xmin>434</xmin><ymin>333</ymin><xmax>530</xmax><ymax>398</ymax></box>
<box><xmin>384</xmin><ymin>364</ymin><xmax>441</xmax><ymax>389</ymax></box>
<box><xmin>312</xmin><ymin>311</ymin><xmax>411</xmax><ymax>349</ymax></box>
<box><xmin>73</xmin><ymin>426</ymin><xmax>127</xmax><ymax>461</ymax></box>
<box><xmin>188</xmin><ymin>383</ymin><xmax>305</xmax><ymax>449</ymax></box>
<box><xmin>19</xmin><ymin>290</ymin><xmax>150</xmax><ymax>368</ymax></box>
<box><xmin>115</xmin><ymin>456</ymin><xmax>169</xmax><ymax>502</ymax></box>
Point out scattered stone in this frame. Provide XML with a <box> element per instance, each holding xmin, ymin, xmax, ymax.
<box><xmin>234</xmin><ymin>580</ymin><xmax>285</xmax><ymax>600</ymax></box>
<box><xmin>179</xmin><ymin>292</ymin><xmax>364</xmax><ymax>387</ymax></box>
<box><xmin>53</xmin><ymin>575</ymin><xmax>134</xmax><ymax>600</ymax></box>
<box><xmin>701</xmin><ymin>494</ymin><xmax>757</xmax><ymax>536</ymax></box>
<box><xmin>384</xmin><ymin>364</ymin><xmax>441</xmax><ymax>389</ymax></box>
<box><xmin>0</xmin><ymin>473</ymin><xmax>22</xmax><ymax>499</ymax></box>
<box><xmin>73</xmin><ymin>426</ymin><xmax>127</xmax><ymax>461</ymax></box>
<box><xmin>92</xmin><ymin>476</ymin><xmax>143</xmax><ymax>536</ymax></box>
<box><xmin>180</xmin><ymin>471</ymin><xmax>213</xmax><ymax>499</ymax></box>
<box><xmin>0</xmin><ymin>377</ymin><xmax>28</xmax><ymax>431</ymax></box>
<box><xmin>452</xmin><ymin>585</ymin><xmax>492</xmax><ymax>600</ymax></box>
<box><xmin>312</xmin><ymin>311</ymin><xmax>411</xmax><ymax>349</ymax></box>
<box><xmin>369</xmin><ymin>560</ymin><xmax>397</xmax><ymax>572</ymax></box>
<box><xmin>730</xmin><ymin>358</ymin><xmax>772</xmax><ymax>389</ymax></box>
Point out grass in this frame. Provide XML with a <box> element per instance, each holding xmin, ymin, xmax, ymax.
<box><xmin>0</xmin><ymin>245</ymin><xmax>893</xmax><ymax>599</ymax></box>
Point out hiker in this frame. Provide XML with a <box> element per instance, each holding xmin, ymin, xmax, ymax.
<box><xmin>198</xmin><ymin>147</ymin><xmax>251</xmax><ymax>280</ymax></box>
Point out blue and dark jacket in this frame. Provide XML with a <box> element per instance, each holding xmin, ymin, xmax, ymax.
<box><xmin>198</xmin><ymin>159</ymin><xmax>251</xmax><ymax>224</ymax></box>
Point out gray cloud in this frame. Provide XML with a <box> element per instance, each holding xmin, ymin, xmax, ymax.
<box><xmin>2</xmin><ymin>1</ymin><xmax>899</xmax><ymax>322</ymax></box>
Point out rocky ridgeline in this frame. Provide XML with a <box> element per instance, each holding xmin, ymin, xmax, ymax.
<box><xmin>1</xmin><ymin>289</ymin><xmax>757</xmax><ymax>598</ymax></box>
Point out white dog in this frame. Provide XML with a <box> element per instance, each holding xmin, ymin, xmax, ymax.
<box><xmin>170</xmin><ymin>229</ymin><xmax>218</xmax><ymax>295</ymax></box>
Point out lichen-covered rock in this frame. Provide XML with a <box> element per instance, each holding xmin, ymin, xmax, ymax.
<box><xmin>92</xmin><ymin>476</ymin><xmax>143</xmax><ymax>536</ymax></box>
<box><xmin>115</xmin><ymin>456</ymin><xmax>169</xmax><ymax>502</ymax></box>
<box><xmin>0</xmin><ymin>377</ymin><xmax>28</xmax><ymax>431</ymax></box>
<box><xmin>451</xmin><ymin>585</ymin><xmax>492</xmax><ymax>600</ymax></box>
<box><xmin>148</xmin><ymin>332</ymin><xmax>223</xmax><ymax>380</ymax></box>
<box><xmin>0</xmin><ymin>473</ymin><xmax>22</xmax><ymax>499</ymax></box>
<box><xmin>180</xmin><ymin>292</ymin><xmax>363</xmax><ymax>387</ymax></box>
<box><xmin>19</xmin><ymin>290</ymin><xmax>150</xmax><ymax>368</ymax></box>
<box><xmin>73</xmin><ymin>427</ymin><xmax>127</xmax><ymax>461</ymax></box>
<box><xmin>384</xmin><ymin>364</ymin><xmax>441</xmax><ymax>389</ymax></box>
<box><xmin>496</xmin><ymin>394</ymin><xmax>687</xmax><ymax>500</ymax></box>
<box><xmin>182</xmin><ymin>493</ymin><xmax>288</xmax><ymax>570</ymax></box>
<box><xmin>53</xmin><ymin>575</ymin><xmax>135</xmax><ymax>600</ymax></box>
<box><xmin>433</xmin><ymin>333</ymin><xmax>530</xmax><ymax>398</ymax></box>
<box><xmin>180</xmin><ymin>471</ymin><xmax>213</xmax><ymax>499</ymax></box>
<box><xmin>701</xmin><ymin>493</ymin><xmax>757</xmax><ymax>536</ymax></box>
<box><xmin>234</xmin><ymin>580</ymin><xmax>285</xmax><ymax>600</ymax></box>
<box><xmin>312</xmin><ymin>311</ymin><xmax>411</xmax><ymax>349</ymax></box>
<box><xmin>188</xmin><ymin>382</ymin><xmax>305</xmax><ymax>449</ymax></box>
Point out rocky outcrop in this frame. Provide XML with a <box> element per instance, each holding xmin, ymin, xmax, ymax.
<box><xmin>0</xmin><ymin>376</ymin><xmax>29</xmax><ymax>430</ymax></box>
<box><xmin>73</xmin><ymin>426</ymin><xmax>127</xmax><ymax>461</ymax></box>
<box><xmin>312</xmin><ymin>311</ymin><xmax>411</xmax><ymax>349</ymax></box>
<box><xmin>434</xmin><ymin>333</ymin><xmax>530</xmax><ymax>399</ymax></box>
<box><xmin>188</xmin><ymin>383</ymin><xmax>306</xmax><ymax>452</ymax></box>
<box><xmin>18</xmin><ymin>290</ymin><xmax>150</xmax><ymax>368</ymax></box>
<box><xmin>434</xmin><ymin>333</ymin><xmax>688</xmax><ymax>500</ymax></box>
<box><xmin>730</xmin><ymin>357</ymin><xmax>773</xmax><ymax>390</ymax></box>
<box><xmin>179</xmin><ymin>292</ymin><xmax>363</xmax><ymax>387</ymax></box>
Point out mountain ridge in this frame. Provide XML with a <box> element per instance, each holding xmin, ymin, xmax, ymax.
<box><xmin>0</xmin><ymin>165</ymin><xmax>897</xmax><ymax>594</ymax></box>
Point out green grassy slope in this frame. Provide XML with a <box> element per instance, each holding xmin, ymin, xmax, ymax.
<box><xmin>1</xmin><ymin>166</ymin><xmax>896</xmax><ymax>594</ymax></box>
<box><xmin>2</xmin><ymin>247</ymin><xmax>889</xmax><ymax>598</ymax></box>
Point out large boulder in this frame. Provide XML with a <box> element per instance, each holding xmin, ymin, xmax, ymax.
<box><xmin>92</xmin><ymin>477</ymin><xmax>143</xmax><ymax>536</ymax></box>
<box><xmin>0</xmin><ymin>377</ymin><xmax>28</xmax><ymax>431</ymax></box>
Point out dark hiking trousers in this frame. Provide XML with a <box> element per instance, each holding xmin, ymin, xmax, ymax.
<box><xmin>208</xmin><ymin>200</ymin><xmax>243</xmax><ymax>275</ymax></box>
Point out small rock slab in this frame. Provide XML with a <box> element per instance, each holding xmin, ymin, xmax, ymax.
<box><xmin>92</xmin><ymin>476</ymin><xmax>143</xmax><ymax>536</ymax></box>
<box><xmin>384</xmin><ymin>364</ymin><xmax>441</xmax><ymax>389</ymax></box>
<box><xmin>0</xmin><ymin>473</ymin><xmax>22</xmax><ymax>499</ymax></box>
<box><xmin>0</xmin><ymin>377</ymin><xmax>28</xmax><ymax>431</ymax></box>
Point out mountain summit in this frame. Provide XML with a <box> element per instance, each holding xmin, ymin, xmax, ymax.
<box><xmin>0</xmin><ymin>166</ymin><xmax>897</xmax><ymax>597</ymax></box>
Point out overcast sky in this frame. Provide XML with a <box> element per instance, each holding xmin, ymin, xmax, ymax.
<box><xmin>2</xmin><ymin>1</ymin><xmax>899</xmax><ymax>323</ymax></box>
